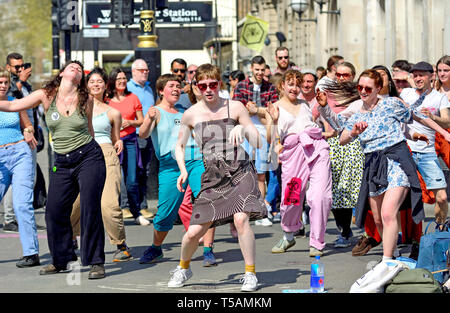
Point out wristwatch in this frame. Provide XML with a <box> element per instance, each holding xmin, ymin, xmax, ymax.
<box><xmin>23</xmin><ymin>127</ymin><xmax>34</xmax><ymax>133</ymax></box>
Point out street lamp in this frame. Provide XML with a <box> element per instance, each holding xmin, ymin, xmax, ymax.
<box><xmin>290</xmin><ymin>0</ymin><xmax>317</xmax><ymax>23</ymax></box>
<box><xmin>313</xmin><ymin>0</ymin><xmax>341</xmax><ymax>15</ymax></box>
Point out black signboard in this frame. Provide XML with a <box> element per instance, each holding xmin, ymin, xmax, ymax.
<box><xmin>84</xmin><ymin>1</ymin><xmax>213</xmax><ymax>27</ymax></box>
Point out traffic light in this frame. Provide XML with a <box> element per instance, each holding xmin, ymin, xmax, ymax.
<box><xmin>59</xmin><ymin>0</ymin><xmax>78</xmax><ymax>31</ymax></box>
<box><xmin>112</xmin><ymin>0</ymin><xmax>135</xmax><ymax>27</ymax></box>
<box><xmin>52</xmin><ymin>0</ymin><xmax>78</xmax><ymax>32</ymax></box>
<box><xmin>122</xmin><ymin>0</ymin><xmax>135</xmax><ymax>26</ymax></box>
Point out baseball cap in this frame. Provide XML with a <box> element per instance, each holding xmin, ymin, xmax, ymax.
<box><xmin>409</xmin><ymin>61</ymin><xmax>434</xmax><ymax>73</ymax></box>
<box><xmin>301</xmin><ymin>69</ymin><xmax>318</xmax><ymax>79</ymax></box>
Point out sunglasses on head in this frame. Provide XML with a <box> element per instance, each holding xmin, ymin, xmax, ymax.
<box><xmin>173</xmin><ymin>68</ymin><xmax>186</xmax><ymax>74</ymax></box>
<box><xmin>336</xmin><ymin>73</ymin><xmax>351</xmax><ymax>79</ymax></box>
<box><xmin>278</xmin><ymin>56</ymin><xmax>289</xmax><ymax>60</ymax></box>
<box><xmin>357</xmin><ymin>85</ymin><xmax>373</xmax><ymax>94</ymax></box>
<box><xmin>197</xmin><ymin>81</ymin><xmax>219</xmax><ymax>92</ymax></box>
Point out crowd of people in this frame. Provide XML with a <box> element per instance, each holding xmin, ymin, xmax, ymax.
<box><xmin>0</xmin><ymin>47</ymin><xmax>449</xmax><ymax>291</ymax></box>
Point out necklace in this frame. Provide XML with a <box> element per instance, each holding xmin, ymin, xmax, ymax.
<box><xmin>58</xmin><ymin>91</ymin><xmax>77</xmax><ymax>116</ymax></box>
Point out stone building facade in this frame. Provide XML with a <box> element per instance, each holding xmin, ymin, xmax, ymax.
<box><xmin>238</xmin><ymin>0</ymin><xmax>450</xmax><ymax>74</ymax></box>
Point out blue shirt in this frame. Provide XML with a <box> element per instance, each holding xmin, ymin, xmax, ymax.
<box><xmin>175</xmin><ymin>92</ymin><xmax>192</xmax><ymax>111</ymax></box>
<box><xmin>151</xmin><ymin>106</ymin><xmax>202</xmax><ymax>161</ymax></box>
<box><xmin>127</xmin><ymin>79</ymin><xmax>155</xmax><ymax>133</ymax></box>
<box><xmin>344</xmin><ymin>96</ymin><xmax>425</xmax><ymax>154</ymax></box>
<box><xmin>0</xmin><ymin>96</ymin><xmax>24</xmax><ymax>146</ymax></box>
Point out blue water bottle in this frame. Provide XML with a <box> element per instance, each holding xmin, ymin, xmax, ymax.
<box><xmin>310</xmin><ymin>256</ymin><xmax>324</xmax><ymax>293</ymax></box>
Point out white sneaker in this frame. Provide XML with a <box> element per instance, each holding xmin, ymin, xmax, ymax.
<box><xmin>135</xmin><ymin>215</ymin><xmax>150</xmax><ymax>226</ymax></box>
<box><xmin>255</xmin><ymin>218</ymin><xmax>273</xmax><ymax>226</ymax></box>
<box><xmin>240</xmin><ymin>272</ymin><xmax>258</xmax><ymax>292</ymax></box>
<box><xmin>168</xmin><ymin>266</ymin><xmax>193</xmax><ymax>288</ymax></box>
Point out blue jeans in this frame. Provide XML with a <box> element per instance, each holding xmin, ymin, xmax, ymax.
<box><xmin>122</xmin><ymin>138</ymin><xmax>141</xmax><ymax>218</ymax></box>
<box><xmin>0</xmin><ymin>141</ymin><xmax>39</xmax><ymax>256</ymax></box>
<box><xmin>265</xmin><ymin>169</ymin><xmax>281</xmax><ymax>213</ymax></box>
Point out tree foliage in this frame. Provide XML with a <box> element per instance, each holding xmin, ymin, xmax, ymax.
<box><xmin>0</xmin><ymin>0</ymin><xmax>51</xmax><ymax>77</ymax></box>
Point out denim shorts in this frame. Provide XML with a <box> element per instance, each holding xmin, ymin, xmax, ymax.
<box><xmin>242</xmin><ymin>137</ymin><xmax>276</xmax><ymax>174</ymax></box>
<box><xmin>412</xmin><ymin>151</ymin><xmax>447</xmax><ymax>190</ymax></box>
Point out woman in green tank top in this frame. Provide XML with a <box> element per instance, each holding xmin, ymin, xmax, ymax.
<box><xmin>0</xmin><ymin>61</ymin><xmax>108</xmax><ymax>279</ymax></box>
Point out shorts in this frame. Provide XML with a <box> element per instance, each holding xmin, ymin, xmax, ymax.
<box><xmin>412</xmin><ymin>151</ymin><xmax>447</xmax><ymax>190</ymax></box>
<box><xmin>369</xmin><ymin>158</ymin><xmax>410</xmax><ymax>197</ymax></box>
<box><xmin>242</xmin><ymin>136</ymin><xmax>276</xmax><ymax>174</ymax></box>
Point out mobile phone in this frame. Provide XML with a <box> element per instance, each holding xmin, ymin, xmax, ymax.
<box><xmin>23</xmin><ymin>63</ymin><xmax>31</xmax><ymax>69</ymax></box>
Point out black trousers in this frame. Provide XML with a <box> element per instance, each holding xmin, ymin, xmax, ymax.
<box><xmin>46</xmin><ymin>140</ymin><xmax>106</xmax><ymax>269</ymax></box>
<box><xmin>331</xmin><ymin>208</ymin><xmax>353</xmax><ymax>239</ymax></box>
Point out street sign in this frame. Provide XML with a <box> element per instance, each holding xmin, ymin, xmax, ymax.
<box><xmin>83</xmin><ymin>28</ymin><xmax>110</xmax><ymax>38</ymax></box>
<box><xmin>83</xmin><ymin>1</ymin><xmax>213</xmax><ymax>28</ymax></box>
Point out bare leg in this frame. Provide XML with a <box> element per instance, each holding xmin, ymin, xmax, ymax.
<box><xmin>432</xmin><ymin>188</ymin><xmax>448</xmax><ymax>225</ymax></box>
<box><xmin>380</xmin><ymin>187</ymin><xmax>409</xmax><ymax>258</ymax></box>
<box><xmin>257</xmin><ymin>173</ymin><xmax>266</xmax><ymax>200</ymax></box>
<box><xmin>234</xmin><ymin>212</ymin><xmax>255</xmax><ymax>266</ymax></box>
<box><xmin>368</xmin><ymin>194</ymin><xmax>384</xmax><ymax>238</ymax></box>
<box><xmin>180</xmin><ymin>222</ymin><xmax>213</xmax><ymax>262</ymax></box>
<box><xmin>153</xmin><ymin>230</ymin><xmax>169</xmax><ymax>246</ymax></box>
<box><xmin>202</xmin><ymin>227</ymin><xmax>215</xmax><ymax>247</ymax></box>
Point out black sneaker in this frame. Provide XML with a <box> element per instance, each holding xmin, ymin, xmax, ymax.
<box><xmin>3</xmin><ymin>221</ymin><xmax>19</xmax><ymax>233</ymax></box>
<box><xmin>16</xmin><ymin>254</ymin><xmax>40</xmax><ymax>268</ymax></box>
<box><xmin>294</xmin><ymin>226</ymin><xmax>306</xmax><ymax>238</ymax></box>
<box><xmin>88</xmin><ymin>264</ymin><xmax>106</xmax><ymax>279</ymax></box>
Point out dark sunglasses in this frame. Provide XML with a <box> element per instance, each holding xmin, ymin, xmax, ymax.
<box><xmin>197</xmin><ymin>81</ymin><xmax>219</xmax><ymax>92</ymax></box>
<box><xmin>336</xmin><ymin>73</ymin><xmax>351</xmax><ymax>79</ymax></box>
<box><xmin>11</xmin><ymin>64</ymin><xmax>24</xmax><ymax>71</ymax></box>
<box><xmin>188</xmin><ymin>70</ymin><xmax>196</xmax><ymax>74</ymax></box>
<box><xmin>173</xmin><ymin>68</ymin><xmax>186</xmax><ymax>74</ymax></box>
<box><xmin>277</xmin><ymin>56</ymin><xmax>289</xmax><ymax>60</ymax></box>
<box><xmin>357</xmin><ymin>85</ymin><xmax>373</xmax><ymax>94</ymax></box>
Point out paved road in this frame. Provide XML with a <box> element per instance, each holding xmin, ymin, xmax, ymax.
<box><xmin>0</xmin><ymin>129</ymin><xmax>441</xmax><ymax>294</ymax></box>
<box><xmin>0</xmin><ymin>200</ymin><xmax>438</xmax><ymax>294</ymax></box>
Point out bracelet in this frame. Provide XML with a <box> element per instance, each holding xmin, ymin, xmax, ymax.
<box><xmin>23</xmin><ymin>127</ymin><xmax>34</xmax><ymax>133</ymax></box>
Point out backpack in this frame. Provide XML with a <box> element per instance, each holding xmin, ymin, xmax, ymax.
<box><xmin>385</xmin><ymin>268</ymin><xmax>443</xmax><ymax>293</ymax></box>
<box><xmin>416</xmin><ymin>221</ymin><xmax>450</xmax><ymax>283</ymax></box>
<box><xmin>349</xmin><ymin>260</ymin><xmax>408</xmax><ymax>293</ymax></box>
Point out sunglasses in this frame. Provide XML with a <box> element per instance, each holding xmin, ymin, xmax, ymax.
<box><xmin>197</xmin><ymin>81</ymin><xmax>219</xmax><ymax>92</ymax></box>
<box><xmin>277</xmin><ymin>56</ymin><xmax>289</xmax><ymax>60</ymax></box>
<box><xmin>11</xmin><ymin>64</ymin><xmax>24</xmax><ymax>71</ymax></box>
<box><xmin>173</xmin><ymin>68</ymin><xmax>186</xmax><ymax>74</ymax></box>
<box><xmin>188</xmin><ymin>70</ymin><xmax>196</xmax><ymax>74</ymax></box>
<box><xmin>357</xmin><ymin>85</ymin><xmax>373</xmax><ymax>94</ymax></box>
<box><xmin>336</xmin><ymin>73</ymin><xmax>351</xmax><ymax>79</ymax></box>
<box><xmin>135</xmin><ymin>68</ymin><xmax>149</xmax><ymax>73</ymax></box>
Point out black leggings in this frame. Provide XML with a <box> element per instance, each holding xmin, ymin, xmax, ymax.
<box><xmin>46</xmin><ymin>140</ymin><xmax>106</xmax><ymax>269</ymax></box>
<box><xmin>331</xmin><ymin>208</ymin><xmax>353</xmax><ymax>239</ymax></box>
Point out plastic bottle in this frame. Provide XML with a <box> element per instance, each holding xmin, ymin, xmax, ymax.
<box><xmin>310</xmin><ymin>255</ymin><xmax>324</xmax><ymax>293</ymax></box>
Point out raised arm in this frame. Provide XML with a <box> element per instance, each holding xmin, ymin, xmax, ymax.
<box><xmin>0</xmin><ymin>89</ymin><xmax>46</xmax><ymax>112</ymax></box>
<box><xmin>139</xmin><ymin>106</ymin><xmax>160</xmax><ymax>139</ymax></box>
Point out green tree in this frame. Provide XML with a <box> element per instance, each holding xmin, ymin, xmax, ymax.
<box><xmin>0</xmin><ymin>0</ymin><xmax>51</xmax><ymax>85</ymax></box>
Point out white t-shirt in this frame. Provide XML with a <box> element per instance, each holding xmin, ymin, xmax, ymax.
<box><xmin>402</xmin><ymin>88</ymin><xmax>450</xmax><ymax>153</ymax></box>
